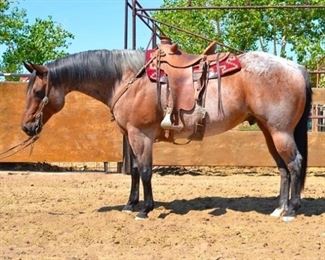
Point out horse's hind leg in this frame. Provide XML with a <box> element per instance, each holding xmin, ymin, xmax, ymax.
<box><xmin>271</xmin><ymin>131</ymin><xmax>303</xmax><ymax>221</ymax></box>
<box><xmin>122</xmin><ymin>146</ymin><xmax>140</xmax><ymax>213</ymax></box>
<box><xmin>257</xmin><ymin>121</ymin><xmax>290</xmax><ymax>217</ymax></box>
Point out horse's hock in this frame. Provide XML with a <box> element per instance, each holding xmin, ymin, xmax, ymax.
<box><xmin>0</xmin><ymin>82</ymin><xmax>324</xmax><ymax>166</ymax></box>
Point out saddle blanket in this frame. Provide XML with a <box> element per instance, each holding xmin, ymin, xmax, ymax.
<box><xmin>145</xmin><ymin>48</ymin><xmax>241</xmax><ymax>82</ymax></box>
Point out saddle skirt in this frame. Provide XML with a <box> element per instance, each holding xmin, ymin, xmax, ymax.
<box><xmin>145</xmin><ymin>44</ymin><xmax>241</xmax><ymax>111</ymax></box>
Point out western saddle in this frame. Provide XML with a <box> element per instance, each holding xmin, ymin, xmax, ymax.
<box><xmin>146</xmin><ymin>37</ymin><xmax>241</xmax><ymax>140</ymax></box>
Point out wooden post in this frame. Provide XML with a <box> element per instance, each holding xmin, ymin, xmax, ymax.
<box><xmin>104</xmin><ymin>162</ymin><xmax>109</xmax><ymax>173</ymax></box>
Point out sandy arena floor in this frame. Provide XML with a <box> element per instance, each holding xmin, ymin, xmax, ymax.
<box><xmin>0</xmin><ymin>167</ymin><xmax>324</xmax><ymax>259</ymax></box>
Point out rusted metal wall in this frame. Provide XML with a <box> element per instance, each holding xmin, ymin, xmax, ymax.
<box><xmin>0</xmin><ymin>82</ymin><xmax>324</xmax><ymax>166</ymax></box>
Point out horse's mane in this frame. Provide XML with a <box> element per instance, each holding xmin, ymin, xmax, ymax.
<box><xmin>47</xmin><ymin>49</ymin><xmax>145</xmax><ymax>86</ymax></box>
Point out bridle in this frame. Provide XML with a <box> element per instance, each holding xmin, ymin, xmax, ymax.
<box><xmin>29</xmin><ymin>70</ymin><xmax>50</xmax><ymax>132</ymax></box>
<box><xmin>32</xmin><ymin>95</ymin><xmax>49</xmax><ymax>133</ymax></box>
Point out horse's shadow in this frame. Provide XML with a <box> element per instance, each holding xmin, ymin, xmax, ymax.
<box><xmin>97</xmin><ymin>196</ymin><xmax>325</xmax><ymax>218</ymax></box>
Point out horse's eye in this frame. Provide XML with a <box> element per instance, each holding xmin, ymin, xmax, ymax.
<box><xmin>33</xmin><ymin>89</ymin><xmax>45</xmax><ymax>99</ymax></box>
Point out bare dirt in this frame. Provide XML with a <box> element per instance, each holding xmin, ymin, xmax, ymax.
<box><xmin>0</xmin><ymin>167</ymin><xmax>324</xmax><ymax>259</ymax></box>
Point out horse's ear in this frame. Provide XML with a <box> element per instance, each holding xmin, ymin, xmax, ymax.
<box><xmin>23</xmin><ymin>61</ymin><xmax>34</xmax><ymax>73</ymax></box>
<box><xmin>23</xmin><ymin>62</ymin><xmax>48</xmax><ymax>76</ymax></box>
<box><xmin>170</xmin><ymin>43</ymin><xmax>178</xmax><ymax>54</ymax></box>
<box><xmin>32</xmin><ymin>63</ymin><xmax>48</xmax><ymax>76</ymax></box>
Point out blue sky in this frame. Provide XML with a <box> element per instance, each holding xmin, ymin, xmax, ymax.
<box><xmin>16</xmin><ymin>0</ymin><xmax>163</xmax><ymax>53</ymax></box>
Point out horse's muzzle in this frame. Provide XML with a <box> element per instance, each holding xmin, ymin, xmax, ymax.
<box><xmin>22</xmin><ymin>118</ymin><xmax>42</xmax><ymax>137</ymax></box>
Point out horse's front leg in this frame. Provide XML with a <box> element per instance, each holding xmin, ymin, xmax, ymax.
<box><xmin>127</xmin><ymin>129</ymin><xmax>154</xmax><ymax>220</ymax></box>
<box><xmin>122</xmin><ymin>149</ymin><xmax>140</xmax><ymax>212</ymax></box>
<box><xmin>136</xmin><ymin>163</ymin><xmax>154</xmax><ymax>219</ymax></box>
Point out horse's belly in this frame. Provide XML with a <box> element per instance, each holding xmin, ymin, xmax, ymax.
<box><xmin>177</xmin><ymin>105</ymin><xmax>247</xmax><ymax>139</ymax></box>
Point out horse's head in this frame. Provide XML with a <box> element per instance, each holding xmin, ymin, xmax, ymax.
<box><xmin>21</xmin><ymin>62</ymin><xmax>65</xmax><ymax>136</ymax></box>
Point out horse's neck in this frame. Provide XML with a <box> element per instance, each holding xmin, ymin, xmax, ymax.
<box><xmin>66</xmin><ymin>81</ymin><xmax>112</xmax><ymax>105</ymax></box>
<box><xmin>55</xmin><ymin>64</ymin><xmax>142</xmax><ymax>109</ymax></box>
<box><xmin>50</xmin><ymin>50</ymin><xmax>146</xmax><ymax>108</ymax></box>
<box><xmin>64</xmin><ymin>73</ymin><xmax>138</xmax><ymax>109</ymax></box>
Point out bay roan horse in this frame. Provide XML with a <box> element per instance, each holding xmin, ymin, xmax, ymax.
<box><xmin>22</xmin><ymin>43</ymin><xmax>311</xmax><ymax>221</ymax></box>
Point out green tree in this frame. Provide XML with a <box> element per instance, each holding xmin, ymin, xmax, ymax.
<box><xmin>154</xmin><ymin>0</ymin><xmax>325</xmax><ymax>70</ymax></box>
<box><xmin>0</xmin><ymin>0</ymin><xmax>26</xmax><ymax>44</ymax></box>
<box><xmin>0</xmin><ymin>0</ymin><xmax>74</xmax><ymax>74</ymax></box>
<box><xmin>155</xmin><ymin>0</ymin><xmax>218</xmax><ymax>53</ymax></box>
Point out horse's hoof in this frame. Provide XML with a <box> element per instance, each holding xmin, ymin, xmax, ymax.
<box><xmin>282</xmin><ymin>215</ymin><xmax>295</xmax><ymax>222</ymax></box>
<box><xmin>282</xmin><ymin>208</ymin><xmax>296</xmax><ymax>222</ymax></box>
<box><xmin>122</xmin><ymin>205</ymin><xmax>134</xmax><ymax>213</ymax></box>
<box><xmin>135</xmin><ymin>212</ymin><xmax>148</xmax><ymax>220</ymax></box>
<box><xmin>122</xmin><ymin>209</ymin><xmax>133</xmax><ymax>214</ymax></box>
<box><xmin>270</xmin><ymin>207</ymin><xmax>284</xmax><ymax>218</ymax></box>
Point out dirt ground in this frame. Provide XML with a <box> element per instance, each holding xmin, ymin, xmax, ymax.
<box><xmin>0</xmin><ymin>167</ymin><xmax>324</xmax><ymax>259</ymax></box>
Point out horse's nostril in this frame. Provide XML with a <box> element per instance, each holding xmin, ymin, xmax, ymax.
<box><xmin>22</xmin><ymin>125</ymin><xmax>28</xmax><ymax>133</ymax></box>
<box><xmin>22</xmin><ymin>125</ymin><xmax>34</xmax><ymax>136</ymax></box>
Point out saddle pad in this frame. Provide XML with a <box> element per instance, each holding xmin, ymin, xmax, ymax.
<box><xmin>146</xmin><ymin>48</ymin><xmax>167</xmax><ymax>83</ymax></box>
<box><xmin>145</xmin><ymin>49</ymin><xmax>241</xmax><ymax>82</ymax></box>
<box><xmin>194</xmin><ymin>53</ymin><xmax>241</xmax><ymax>79</ymax></box>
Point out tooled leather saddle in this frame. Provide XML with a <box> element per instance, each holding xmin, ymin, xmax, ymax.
<box><xmin>146</xmin><ymin>37</ymin><xmax>241</xmax><ymax>140</ymax></box>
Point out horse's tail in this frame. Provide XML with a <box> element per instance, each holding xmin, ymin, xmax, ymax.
<box><xmin>294</xmin><ymin>69</ymin><xmax>312</xmax><ymax>191</ymax></box>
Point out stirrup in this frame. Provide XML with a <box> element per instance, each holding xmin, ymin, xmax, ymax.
<box><xmin>161</xmin><ymin>107</ymin><xmax>183</xmax><ymax>131</ymax></box>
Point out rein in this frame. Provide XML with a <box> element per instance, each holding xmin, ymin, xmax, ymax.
<box><xmin>0</xmin><ymin>135</ymin><xmax>39</xmax><ymax>160</ymax></box>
